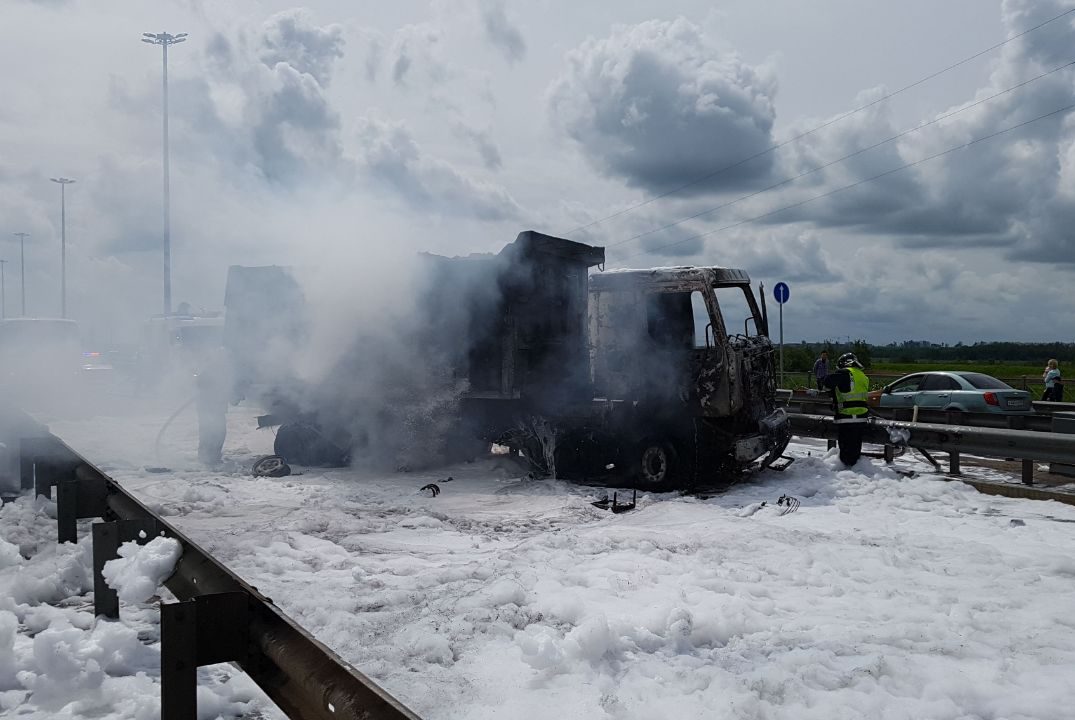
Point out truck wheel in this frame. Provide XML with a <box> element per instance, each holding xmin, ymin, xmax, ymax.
<box><xmin>274</xmin><ymin>423</ymin><xmax>348</xmax><ymax>467</ymax></box>
<box><xmin>633</xmin><ymin>440</ymin><xmax>679</xmax><ymax>490</ymax></box>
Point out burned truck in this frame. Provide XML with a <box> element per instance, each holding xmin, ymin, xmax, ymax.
<box><xmin>224</xmin><ymin>231</ymin><xmax>789</xmax><ymax>488</ymax></box>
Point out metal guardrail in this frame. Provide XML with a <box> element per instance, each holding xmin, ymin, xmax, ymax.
<box><xmin>774</xmin><ymin>389</ymin><xmax>1075</xmax><ymax>491</ymax></box>
<box><xmin>786</xmin><ymin>413</ymin><xmax>1075</xmax><ymax>465</ymax></box>
<box><xmin>785</xmin><ymin>411</ymin><xmax>1075</xmax><ymax>497</ymax></box>
<box><xmin>778</xmin><ymin>390</ymin><xmax>1065</xmax><ymax>431</ymax></box>
<box><xmin>4</xmin><ymin>412</ymin><xmax>421</xmax><ymax>720</ymax></box>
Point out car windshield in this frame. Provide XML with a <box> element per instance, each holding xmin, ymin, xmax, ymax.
<box><xmin>958</xmin><ymin>372</ymin><xmax>1012</xmax><ymax>390</ymax></box>
<box><xmin>712</xmin><ymin>285</ymin><xmax>758</xmax><ymax>337</ymax></box>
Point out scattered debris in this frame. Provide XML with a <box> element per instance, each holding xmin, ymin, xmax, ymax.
<box><xmin>252</xmin><ymin>455</ymin><xmax>292</xmax><ymax>478</ymax></box>
<box><xmin>420</xmin><ymin>483</ymin><xmax>441</xmax><ymax>497</ymax></box>
<box><xmin>1010</xmin><ymin>518</ymin><xmax>1026</xmax><ymax>527</ymax></box>
<box><xmin>915</xmin><ymin>448</ymin><xmax>943</xmax><ymax>472</ymax></box>
<box><xmin>592</xmin><ymin>490</ymin><xmax>637</xmax><ymax>514</ymax></box>
<box><xmin>776</xmin><ymin>494</ymin><xmax>800</xmax><ymax>515</ymax></box>
<box><xmin>768</xmin><ymin>455</ymin><xmax>795</xmax><ymax>471</ymax></box>
<box><xmin>144</xmin><ymin>467</ymin><xmax>171</xmax><ymax>474</ymax></box>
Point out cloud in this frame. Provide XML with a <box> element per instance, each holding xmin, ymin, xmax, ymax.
<box><xmin>249</xmin><ymin>63</ymin><xmax>345</xmax><ymax>183</ymax></box>
<box><xmin>453</xmin><ymin>121</ymin><xmax>503</xmax><ymax>170</ymax></box>
<box><xmin>737</xmin><ymin>0</ymin><xmax>1075</xmax><ymax>263</ymax></box>
<box><xmin>356</xmin><ymin>116</ymin><xmax>522</xmax><ymax>221</ymax></box>
<box><xmin>360</xmin><ymin>29</ymin><xmax>385</xmax><ymax>82</ymax></box>
<box><xmin>257</xmin><ymin>9</ymin><xmax>345</xmax><ymax>87</ymax></box>
<box><xmin>547</xmin><ymin>17</ymin><xmax>778</xmax><ymax>194</ymax></box>
<box><xmin>480</xmin><ymin>0</ymin><xmax>526</xmax><ymax>63</ymax></box>
<box><xmin>389</xmin><ymin>23</ymin><xmax>445</xmax><ymax>85</ymax></box>
<box><xmin>175</xmin><ymin>13</ymin><xmax>350</xmax><ymax>185</ymax></box>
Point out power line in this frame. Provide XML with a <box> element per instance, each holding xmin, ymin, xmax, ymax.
<box><xmin>564</xmin><ymin>5</ymin><xmax>1075</xmax><ymax>237</ymax></box>
<box><xmin>608</xmin><ymin>59</ymin><xmax>1075</xmax><ymax>250</ymax></box>
<box><xmin>619</xmin><ymin>100</ymin><xmax>1075</xmax><ymax>262</ymax></box>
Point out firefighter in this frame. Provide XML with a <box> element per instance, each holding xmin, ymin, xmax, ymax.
<box><xmin>823</xmin><ymin>352</ymin><xmax>870</xmax><ymax>466</ymax></box>
<box><xmin>196</xmin><ymin>347</ymin><xmax>233</xmax><ymax>467</ymax></box>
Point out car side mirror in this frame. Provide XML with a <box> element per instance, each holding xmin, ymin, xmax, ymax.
<box><xmin>883</xmin><ymin>386</ymin><xmax>892</xmax><ymax>394</ymax></box>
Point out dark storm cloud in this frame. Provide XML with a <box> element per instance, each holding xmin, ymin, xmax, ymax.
<box><xmin>547</xmin><ymin>18</ymin><xmax>777</xmax><ymax>195</ymax></box>
<box><xmin>480</xmin><ymin>0</ymin><xmax>526</xmax><ymax>64</ymax></box>
<box><xmin>258</xmin><ymin>9</ymin><xmax>345</xmax><ymax>87</ymax></box>
<box><xmin>356</xmin><ymin>116</ymin><xmax>521</xmax><ymax>220</ymax></box>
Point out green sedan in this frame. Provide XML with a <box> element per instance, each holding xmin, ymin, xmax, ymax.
<box><xmin>868</xmin><ymin>371</ymin><xmax>1034</xmax><ymax>413</ymax></box>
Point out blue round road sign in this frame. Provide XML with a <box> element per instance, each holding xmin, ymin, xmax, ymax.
<box><xmin>773</xmin><ymin>282</ymin><xmax>790</xmax><ymax>304</ymax></box>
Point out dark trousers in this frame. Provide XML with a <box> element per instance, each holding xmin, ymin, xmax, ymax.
<box><xmin>816</xmin><ymin>378</ymin><xmax>826</xmax><ymax>391</ymax></box>
<box><xmin>1043</xmin><ymin>384</ymin><xmax>1063</xmax><ymax>402</ymax></box>
<box><xmin>197</xmin><ymin>400</ymin><xmax>227</xmax><ymax>466</ymax></box>
<box><xmin>837</xmin><ymin>422</ymin><xmax>865</xmax><ymax>466</ymax></box>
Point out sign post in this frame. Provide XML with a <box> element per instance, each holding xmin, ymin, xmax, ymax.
<box><xmin>773</xmin><ymin>282</ymin><xmax>790</xmax><ymax>385</ymax></box>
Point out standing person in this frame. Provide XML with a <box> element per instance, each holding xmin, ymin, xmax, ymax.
<box><xmin>1043</xmin><ymin>359</ymin><xmax>1062</xmax><ymax>402</ymax></box>
<box><xmin>823</xmin><ymin>352</ymin><xmax>870</xmax><ymax>466</ymax></box>
<box><xmin>196</xmin><ymin>347</ymin><xmax>233</xmax><ymax>467</ymax></box>
<box><xmin>812</xmin><ymin>350</ymin><xmax>829</xmax><ymax>391</ymax></box>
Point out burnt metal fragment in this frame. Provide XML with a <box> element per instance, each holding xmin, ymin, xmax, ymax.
<box><xmin>776</xmin><ymin>494</ymin><xmax>799</xmax><ymax>515</ymax></box>
<box><xmin>592</xmin><ymin>489</ymin><xmax>637</xmax><ymax>513</ymax></box>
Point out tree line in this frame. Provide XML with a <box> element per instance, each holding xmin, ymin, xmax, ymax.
<box><xmin>780</xmin><ymin>341</ymin><xmax>1075</xmax><ymax>372</ymax></box>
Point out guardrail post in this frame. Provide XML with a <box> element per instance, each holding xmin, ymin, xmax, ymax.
<box><xmin>1021</xmin><ymin>459</ymin><xmax>1034</xmax><ymax>486</ymax></box>
<box><xmin>56</xmin><ymin>478</ymin><xmax>78</xmax><ymax>544</ymax></box>
<box><xmin>827</xmin><ymin>440</ymin><xmax>836</xmax><ymax>450</ymax></box>
<box><xmin>161</xmin><ymin>601</ymin><xmax>198</xmax><ymax>719</ymax></box>
<box><xmin>93</xmin><ymin>518</ymin><xmax>162</xmax><ymax>619</ymax></box>
<box><xmin>19</xmin><ymin>440</ymin><xmax>35</xmax><ymax>491</ymax></box>
<box><xmin>949</xmin><ymin>451</ymin><xmax>960</xmax><ymax>475</ymax></box>
<box><xmin>161</xmin><ymin>592</ymin><xmax>250</xmax><ymax>720</ymax></box>
<box><xmin>883</xmin><ymin>445</ymin><xmax>894</xmax><ymax>464</ymax></box>
<box><xmin>34</xmin><ymin>457</ymin><xmax>57</xmax><ymax>500</ymax></box>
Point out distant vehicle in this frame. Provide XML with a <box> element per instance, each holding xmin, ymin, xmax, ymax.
<box><xmin>0</xmin><ymin>318</ymin><xmax>83</xmax><ymax>403</ymax></box>
<box><xmin>137</xmin><ymin>313</ymin><xmax>225</xmax><ymax>388</ymax></box>
<box><xmin>867</xmin><ymin>371</ymin><xmax>1033</xmax><ymax>413</ymax></box>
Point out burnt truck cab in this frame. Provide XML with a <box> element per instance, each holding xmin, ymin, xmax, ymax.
<box><xmin>458</xmin><ymin>232</ymin><xmax>790</xmax><ymax>488</ymax></box>
<box><xmin>583</xmin><ymin>267</ymin><xmax>790</xmax><ymax>485</ymax></box>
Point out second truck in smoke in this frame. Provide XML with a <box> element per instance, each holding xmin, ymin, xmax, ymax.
<box><xmin>225</xmin><ymin>231</ymin><xmax>790</xmax><ymax>489</ymax></box>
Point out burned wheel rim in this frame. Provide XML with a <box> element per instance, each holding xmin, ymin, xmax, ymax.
<box><xmin>639</xmin><ymin>444</ymin><xmax>670</xmax><ymax>485</ymax></box>
<box><xmin>252</xmin><ymin>455</ymin><xmax>291</xmax><ymax>477</ymax></box>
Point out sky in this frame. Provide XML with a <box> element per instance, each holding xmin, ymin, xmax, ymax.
<box><xmin>1</xmin><ymin>0</ymin><xmax>1073</xmax><ymax>346</ymax></box>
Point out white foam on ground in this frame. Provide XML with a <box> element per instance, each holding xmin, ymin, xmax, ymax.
<box><xmin>5</xmin><ymin>401</ymin><xmax>1075</xmax><ymax>718</ymax></box>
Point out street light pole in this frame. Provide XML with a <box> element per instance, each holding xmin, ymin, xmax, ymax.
<box><xmin>142</xmin><ymin>31</ymin><xmax>187</xmax><ymax>316</ymax></box>
<box><xmin>50</xmin><ymin>177</ymin><xmax>75</xmax><ymax>318</ymax></box>
<box><xmin>13</xmin><ymin>232</ymin><xmax>28</xmax><ymax>316</ymax></box>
